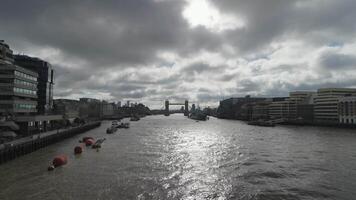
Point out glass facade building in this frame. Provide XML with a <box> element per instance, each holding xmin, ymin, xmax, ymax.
<box><xmin>14</xmin><ymin>55</ymin><xmax>54</xmax><ymax>114</ymax></box>
<box><xmin>0</xmin><ymin>62</ymin><xmax>38</xmax><ymax>115</ymax></box>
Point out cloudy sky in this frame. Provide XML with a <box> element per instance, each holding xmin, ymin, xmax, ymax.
<box><xmin>1</xmin><ymin>0</ymin><xmax>356</xmax><ymax>108</ymax></box>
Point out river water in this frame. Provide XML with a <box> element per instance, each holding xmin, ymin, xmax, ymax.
<box><xmin>0</xmin><ymin>114</ymin><xmax>356</xmax><ymax>200</ymax></box>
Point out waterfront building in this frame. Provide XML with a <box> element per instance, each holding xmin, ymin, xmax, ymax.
<box><xmin>14</xmin><ymin>55</ymin><xmax>54</xmax><ymax>114</ymax></box>
<box><xmin>217</xmin><ymin>96</ymin><xmax>266</xmax><ymax>119</ymax></box>
<box><xmin>0</xmin><ymin>41</ymin><xmax>38</xmax><ymax>117</ymax></box>
<box><xmin>314</xmin><ymin>88</ymin><xmax>356</xmax><ymax>124</ymax></box>
<box><xmin>288</xmin><ymin>91</ymin><xmax>316</xmax><ymax>123</ymax></box>
<box><xmin>0</xmin><ymin>59</ymin><xmax>38</xmax><ymax>116</ymax></box>
<box><xmin>0</xmin><ymin>41</ymin><xmax>62</xmax><ymax>135</ymax></box>
<box><xmin>101</xmin><ymin>101</ymin><xmax>116</xmax><ymax>118</ymax></box>
<box><xmin>53</xmin><ymin>99</ymin><xmax>80</xmax><ymax>120</ymax></box>
<box><xmin>79</xmin><ymin>98</ymin><xmax>101</xmax><ymax>119</ymax></box>
<box><xmin>338</xmin><ymin>96</ymin><xmax>356</xmax><ymax>125</ymax></box>
<box><xmin>268</xmin><ymin>100</ymin><xmax>289</xmax><ymax>119</ymax></box>
<box><xmin>251</xmin><ymin>101</ymin><xmax>271</xmax><ymax>120</ymax></box>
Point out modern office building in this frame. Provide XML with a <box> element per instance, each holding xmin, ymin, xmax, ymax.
<box><xmin>314</xmin><ymin>88</ymin><xmax>356</xmax><ymax>124</ymax></box>
<box><xmin>0</xmin><ymin>41</ymin><xmax>61</xmax><ymax>135</ymax></box>
<box><xmin>14</xmin><ymin>55</ymin><xmax>54</xmax><ymax>114</ymax></box>
<box><xmin>0</xmin><ymin>61</ymin><xmax>38</xmax><ymax>116</ymax></box>
<box><xmin>338</xmin><ymin>96</ymin><xmax>356</xmax><ymax>125</ymax></box>
<box><xmin>268</xmin><ymin>100</ymin><xmax>289</xmax><ymax>119</ymax></box>
<box><xmin>0</xmin><ymin>41</ymin><xmax>38</xmax><ymax>116</ymax></box>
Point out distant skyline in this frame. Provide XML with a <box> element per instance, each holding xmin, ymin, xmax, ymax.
<box><xmin>1</xmin><ymin>0</ymin><xmax>356</xmax><ymax>109</ymax></box>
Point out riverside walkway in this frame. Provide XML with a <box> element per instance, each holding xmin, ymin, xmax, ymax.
<box><xmin>0</xmin><ymin>121</ymin><xmax>101</xmax><ymax>164</ymax></box>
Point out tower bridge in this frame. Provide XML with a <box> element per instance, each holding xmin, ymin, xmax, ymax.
<box><xmin>165</xmin><ymin>100</ymin><xmax>189</xmax><ymax>116</ymax></box>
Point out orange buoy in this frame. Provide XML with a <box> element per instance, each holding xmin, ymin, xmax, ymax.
<box><xmin>52</xmin><ymin>155</ymin><xmax>68</xmax><ymax>167</ymax></box>
<box><xmin>82</xmin><ymin>137</ymin><xmax>94</xmax><ymax>143</ymax></box>
<box><xmin>85</xmin><ymin>139</ymin><xmax>95</xmax><ymax>146</ymax></box>
<box><xmin>74</xmin><ymin>146</ymin><xmax>83</xmax><ymax>154</ymax></box>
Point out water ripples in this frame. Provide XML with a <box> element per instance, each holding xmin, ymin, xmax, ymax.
<box><xmin>1</xmin><ymin>115</ymin><xmax>356</xmax><ymax>199</ymax></box>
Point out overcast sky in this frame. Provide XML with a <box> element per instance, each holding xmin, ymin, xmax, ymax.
<box><xmin>1</xmin><ymin>0</ymin><xmax>356</xmax><ymax>108</ymax></box>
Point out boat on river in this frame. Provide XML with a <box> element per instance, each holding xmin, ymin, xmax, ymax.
<box><xmin>130</xmin><ymin>116</ymin><xmax>140</xmax><ymax>121</ymax></box>
<box><xmin>92</xmin><ymin>138</ymin><xmax>106</xmax><ymax>149</ymax></box>
<box><xmin>247</xmin><ymin>120</ymin><xmax>275</xmax><ymax>127</ymax></box>
<box><xmin>117</xmin><ymin>122</ymin><xmax>130</xmax><ymax>129</ymax></box>
<box><xmin>189</xmin><ymin>110</ymin><xmax>207</xmax><ymax>121</ymax></box>
<box><xmin>106</xmin><ymin>126</ymin><xmax>117</xmax><ymax>134</ymax></box>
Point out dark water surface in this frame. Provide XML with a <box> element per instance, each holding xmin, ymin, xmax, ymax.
<box><xmin>1</xmin><ymin>114</ymin><xmax>356</xmax><ymax>200</ymax></box>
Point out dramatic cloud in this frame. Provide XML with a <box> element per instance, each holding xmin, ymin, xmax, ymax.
<box><xmin>1</xmin><ymin>0</ymin><xmax>356</xmax><ymax>108</ymax></box>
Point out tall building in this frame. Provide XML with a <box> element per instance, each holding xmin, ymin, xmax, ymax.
<box><xmin>14</xmin><ymin>55</ymin><xmax>54</xmax><ymax>114</ymax></box>
<box><xmin>314</xmin><ymin>88</ymin><xmax>356</xmax><ymax>124</ymax></box>
<box><xmin>0</xmin><ymin>42</ymin><xmax>38</xmax><ymax>116</ymax></box>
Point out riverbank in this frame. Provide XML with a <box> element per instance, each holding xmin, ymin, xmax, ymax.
<box><xmin>0</xmin><ymin>121</ymin><xmax>101</xmax><ymax>165</ymax></box>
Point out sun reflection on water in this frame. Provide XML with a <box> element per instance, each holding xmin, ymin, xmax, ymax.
<box><xmin>160</xmin><ymin>127</ymin><xmax>239</xmax><ymax>199</ymax></box>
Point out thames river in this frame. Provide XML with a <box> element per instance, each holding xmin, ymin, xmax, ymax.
<box><xmin>0</xmin><ymin>114</ymin><xmax>356</xmax><ymax>200</ymax></box>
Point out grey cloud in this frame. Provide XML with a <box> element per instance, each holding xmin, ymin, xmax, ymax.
<box><xmin>1</xmin><ymin>0</ymin><xmax>356</xmax><ymax>107</ymax></box>
<box><xmin>212</xmin><ymin>0</ymin><xmax>356</xmax><ymax>53</ymax></box>
<box><xmin>318</xmin><ymin>51</ymin><xmax>356</xmax><ymax>70</ymax></box>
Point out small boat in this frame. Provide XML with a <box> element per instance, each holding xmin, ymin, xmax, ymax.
<box><xmin>189</xmin><ymin>110</ymin><xmax>207</xmax><ymax>121</ymax></box>
<box><xmin>106</xmin><ymin>126</ymin><xmax>117</xmax><ymax>134</ymax></box>
<box><xmin>130</xmin><ymin>116</ymin><xmax>140</xmax><ymax>121</ymax></box>
<box><xmin>112</xmin><ymin>120</ymin><xmax>119</xmax><ymax>126</ymax></box>
<box><xmin>117</xmin><ymin>122</ymin><xmax>130</xmax><ymax>129</ymax></box>
<box><xmin>248</xmin><ymin>120</ymin><xmax>275</xmax><ymax>127</ymax></box>
<box><xmin>92</xmin><ymin>138</ymin><xmax>106</xmax><ymax>149</ymax></box>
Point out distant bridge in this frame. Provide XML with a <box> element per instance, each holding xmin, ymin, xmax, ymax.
<box><xmin>165</xmin><ymin>100</ymin><xmax>189</xmax><ymax>116</ymax></box>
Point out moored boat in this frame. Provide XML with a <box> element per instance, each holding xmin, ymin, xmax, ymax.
<box><xmin>106</xmin><ymin>126</ymin><xmax>117</xmax><ymax>134</ymax></box>
<box><xmin>130</xmin><ymin>116</ymin><xmax>140</xmax><ymax>121</ymax></box>
<box><xmin>247</xmin><ymin>120</ymin><xmax>275</xmax><ymax>127</ymax></box>
<box><xmin>189</xmin><ymin>110</ymin><xmax>207</xmax><ymax>121</ymax></box>
<box><xmin>117</xmin><ymin>122</ymin><xmax>130</xmax><ymax>129</ymax></box>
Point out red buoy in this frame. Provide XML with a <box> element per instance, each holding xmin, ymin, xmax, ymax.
<box><xmin>85</xmin><ymin>139</ymin><xmax>95</xmax><ymax>146</ymax></box>
<box><xmin>52</xmin><ymin>155</ymin><xmax>68</xmax><ymax>167</ymax></box>
<box><xmin>82</xmin><ymin>137</ymin><xmax>94</xmax><ymax>143</ymax></box>
<box><xmin>74</xmin><ymin>146</ymin><xmax>83</xmax><ymax>154</ymax></box>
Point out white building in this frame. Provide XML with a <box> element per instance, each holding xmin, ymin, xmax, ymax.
<box><xmin>268</xmin><ymin>100</ymin><xmax>289</xmax><ymax>119</ymax></box>
<box><xmin>338</xmin><ymin>96</ymin><xmax>356</xmax><ymax>124</ymax></box>
<box><xmin>314</xmin><ymin>88</ymin><xmax>356</xmax><ymax>124</ymax></box>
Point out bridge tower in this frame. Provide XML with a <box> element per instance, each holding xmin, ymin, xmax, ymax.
<box><xmin>184</xmin><ymin>100</ymin><xmax>189</xmax><ymax>116</ymax></box>
<box><xmin>164</xmin><ymin>100</ymin><xmax>189</xmax><ymax>116</ymax></box>
<box><xmin>165</xmin><ymin>100</ymin><xmax>169</xmax><ymax>116</ymax></box>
